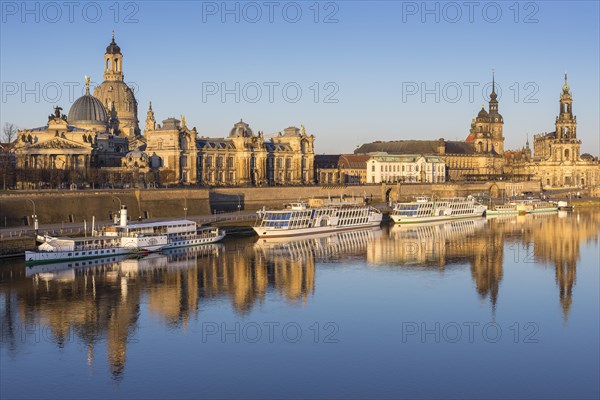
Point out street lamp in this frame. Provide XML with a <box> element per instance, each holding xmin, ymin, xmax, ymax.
<box><xmin>111</xmin><ymin>196</ymin><xmax>122</xmax><ymax>224</ymax></box>
<box><xmin>26</xmin><ymin>199</ymin><xmax>38</xmax><ymax>235</ymax></box>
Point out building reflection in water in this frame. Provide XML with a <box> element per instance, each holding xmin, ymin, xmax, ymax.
<box><xmin>0</xmin><ymin>210</ymin><xmax>598</xmax><ymax>379</ymax></box>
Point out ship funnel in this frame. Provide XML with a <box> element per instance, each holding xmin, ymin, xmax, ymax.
<box><xmin>120</xmin><ymin>205</ymin><xmax>128</xmax><ymax>227</ymax></box>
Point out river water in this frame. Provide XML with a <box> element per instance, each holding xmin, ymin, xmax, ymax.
<box><xmin>1</xmin><ymin>210</ymin><xmax>599</xmax><ymax>399</ymax></box>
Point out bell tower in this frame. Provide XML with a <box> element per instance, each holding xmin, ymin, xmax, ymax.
<box><xmin>555</xmin><ymin>73</ymin><xmax>576</xmax><ymax>139</ymax></box>
<box><xmin>488</xmin><ymin>71</ymin><xmax>504</xmax><ymax>154</ymax></box>
<box><xmin>104</xmin><ymin>31</ymin><xmax>124</xmax><ymax>82</ymax></box>
<box><xmin>551</xmin><ymin>74</ymin><xmax>580</xmax><ymax>163</ymax></box>
<box><xmin>145</xmin><ymin>102</ymin><xmax>156</xmax><ymax>133</ymax></box>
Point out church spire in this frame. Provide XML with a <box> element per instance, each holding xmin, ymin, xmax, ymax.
<box><xmin>103</xmin><ymin>31</ymin><xmax>123</xmax><ymax>81</ymax></box>
<box><xmin>562</xmin><ymin>72</ymin><xmax>570</xmax><ymax>94</ymax></box>
<box><xmin>145</xmin><ymin>101</ymin><xmax>156</xmax><ymax>132</ymax></box>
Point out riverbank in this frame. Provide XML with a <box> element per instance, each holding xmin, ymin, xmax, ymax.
<box><xmin>0</xmin><ymin>181</ymin><xmax>542</xmax><ymax>228</ymax></box>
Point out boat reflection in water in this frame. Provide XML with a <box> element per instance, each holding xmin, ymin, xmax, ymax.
<box><xmin>1</xmin><ymin>210</ymin><xmax>599</xmax><ymax>384</ymax></box>
<box><xmin>255</xmin><ymin>227</ymin><xmax>382</xmax><ymax>261</ymax></box>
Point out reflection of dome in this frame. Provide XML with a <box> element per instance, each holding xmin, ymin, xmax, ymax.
<box><xmin>68</xmin><ymin>94</ymin><xmax>108</xmax><ymax>129</ymax></box>
<box><xmin>229</xmin><ymin>119</ymin><xmax>253</xmax><ymax>137</ymax></box>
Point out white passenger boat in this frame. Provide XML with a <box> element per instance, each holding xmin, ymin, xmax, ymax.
<box><xmin>25</xmin><ymin>233</ymin><xmax>167</xmax><ymax>265</ymax></box>
<box><xmin>391</xmin><ymin>196</ymin><xmax>487</xmax><ymax>224</ymax></box>
<box><xmin>103</xmin><ymin>206</ymin><xmax>225</xmax><ymax>248</ymax></box>
<box><xmin>486</xmin><ymin>202</ymin><xmax>519</xmax><ymax>216</ymax></box>
<box><xmin>516</xmin><ymin>200</ymin><xmax>558</xmax><ymax>215</ymax></box>
<box><xmin>253</xmin><ymin>201</ymin><xmax>382</xmax><ymax>238</ymax></box>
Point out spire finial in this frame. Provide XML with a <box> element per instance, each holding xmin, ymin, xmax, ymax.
<box><xmin>562</xmin><ymin>71</ymin><xmax>570</xmax><ymax>93</ymax></box>
<box><xmin>84</xmin><ymin>75</ymin><xmax>90</xmax><ymax>94</ymax></box>
<box><xmin>149</xmin><ymin>101</ymin><xmax>152</xmax><ymax>111</ymax></box>
<box><xmin>112</xmin><ymin>30</ymin><xmax>115</xmax><ymax>42</ymax></box>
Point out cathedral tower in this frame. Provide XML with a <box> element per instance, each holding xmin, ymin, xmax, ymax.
<box><xmin>551</xmin><ymin>74</ymin><xmax>580</xmax><ymax>162</ymax></box>
<box><xmin>94</xmin><ymin>32</ymin><xmax>140</xmax><ymax>139</ymax></box>
<box><xmin>488</xmin><ymin>72</ymin><xmax>504</xmax><ymax>154</ymax></box>
<box><xmin>555</xmin><ymin>73</ymin><xmax>577</xmax><ymax>139</ymax></box>
<box><xmin>104</xmin><ymin>31</ymin><xmax>123</xmax><ymax>82</ymax></box>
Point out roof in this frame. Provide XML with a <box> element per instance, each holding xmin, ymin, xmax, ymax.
<box><xmin>339</xmin><ymin>154</ymin><xmax>369</xmax><ymax>169</ymax></box>
<box><xmin>356</xmin><ymin>140</ymin><xmax>481</xmax><ymax>156</ymax></box>
<box><xmin>355</xmin><ymin>140</ymin><xmax>440</xmax><ymax>154</ymax></box>
<box><xmin>314</xmin><ymin>154</ymin><xmax>341</xmax><ymax>168</ymax></box>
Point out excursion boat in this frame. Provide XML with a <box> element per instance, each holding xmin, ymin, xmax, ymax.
<box><xmin>391</xmin><ymin>196</ymin><xmax>487</xmax><ymax>224</ymax></box>
<box><xmin>557</xmin><ymin>200</ymin><xmax>574</xmax><ymax>211</ymax></box>
<box><xmin>25</xmin><ymin>233</ymin><xmax>167</xmax><ymax>266</ymax></box>
<box><xmin>486</xmin><ymin>202</ymin><xmax>519</xmax><ymax>216</ymax></box>
<box><xmin>103</xmin><ymin>206</ymin><xmax>225</xmax><ymax>248</ymax></box>
<box><xmin>253</xmin><ymin>200</ymin><xmax>382</xmax><ymax>238</ymax></box>
<box><xmin>517</xmin><ymin>200</ymin><xmax>558</xmax><ymax>215</ymax></box>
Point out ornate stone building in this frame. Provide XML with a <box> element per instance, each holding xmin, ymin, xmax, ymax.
<box><xmin>315</xmin><ymin>153</ymin><xmax>445</xmax><ymax>184</ymax></box>
<box><xmin>355</xmin><ymin>74</ymin><xmax>505</xmax><ymax>181</ymax></box>
<box><xmin>144</xmin><ymin>110</ymin><xmax>315</xmax><ymax>185</ymax></box>
<box><xmin>93</xmin><ymin>32</ymin><xmax>140</xmax><ymax>141</ymax></box>
<box><xmin>10</xmin><ymin>34</ymin><xmax>315</xmax><ymax>188</ymax></box>
<box><xmin>506</xmin><ymin>75</ymin><xmax>600</xmax><ymax>188</ymax></box>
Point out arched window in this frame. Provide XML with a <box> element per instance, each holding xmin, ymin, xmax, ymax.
<box><xmin>114</xmin><ymin>58</ymin><xmax>119</xmax><ymax>71</ymax></box>
<box><xmin>564</xmin><ymin>149</ymin><xmax>570</xmax><ymax>160</ymax></box>
<box><xmin>478</xmin><ymin>142</ymin><xmax>484</xmax><ymax>152</ymax></box>
<box><xmin>106</xmin><ymin>59</ymin><xmax>111</xmax><ymax>70</ymax></box>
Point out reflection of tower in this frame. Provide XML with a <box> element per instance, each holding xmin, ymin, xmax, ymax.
<box><xmin>556</xmin><ymin>259</ymin><xmax>576</xmax><ymax>322</ymax></box>
<box><xmin>470</xmin><ymin>231</ymin><xmax>503</xmax><ymax>308</ymax></box>
<box><xmin>522</xmin><ymin>210</ymin><xmax>600</xmax><ymax>322</ymax></box>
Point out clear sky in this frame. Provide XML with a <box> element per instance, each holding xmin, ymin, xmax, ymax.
<box><xmin>1</xmin><ymin>1</ymin><xmax>598</xmax><ymax>155</ymax></box>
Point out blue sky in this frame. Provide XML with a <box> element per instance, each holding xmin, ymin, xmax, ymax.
<box><xmin>1</xmin><ymin>0</ymin><xmax>599</xmax><ymax>154</ymax></box>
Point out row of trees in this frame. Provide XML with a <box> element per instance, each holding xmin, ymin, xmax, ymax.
<box><xmin>9</xmin><ymin>168</ymin><xmax>178</xmax><ymax>190</ymax></box>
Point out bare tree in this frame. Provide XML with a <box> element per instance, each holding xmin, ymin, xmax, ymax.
<box><xmin>2</xmin><ymin>123</ymin><xmax>17</xmax><ymax>143</ymax></box>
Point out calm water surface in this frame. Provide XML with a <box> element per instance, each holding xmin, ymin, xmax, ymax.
<box><xmin>1</xmin><ymin>210</ymin><xmax>599</xmax><ymax>399</ymax></box>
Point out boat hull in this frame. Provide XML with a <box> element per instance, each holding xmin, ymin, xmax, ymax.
<box><xmin>486</xmin><ymin>209</ymin><xmax>518</xmax><ymax>216</ymax></box>
<box><xmin>391</xmin><ymin>213</ymin><xmax>485</xmax><ymax>224</ymax></box>
<box><xmin>166</xmin><ymin>233</ymin><xmax>226</xmax><ymax>248</ymax></box>
<box><xmin>253</xmin><ymin>221</ymin><xmax>382</xmax><ymax>238</ymax></box>
<box><xmin>25</xmin><ymin>244</ymin><xmax>164</xmax><ymax>266</ymax></box>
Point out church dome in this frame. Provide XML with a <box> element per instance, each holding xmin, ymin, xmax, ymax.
<box><xmin>106</xmin><ymin>36</ymin><xmax>121</xmax><ymax>55</ymax></box>
<box><xmin>476</xmin><ymin>107</ymin><xmax>490</xmax><ymax>122</ymax></box>
<box><xmin>229</xmin><ymin>119</ymin><xmax>253</xmax><ymax>137</ymax></box>
<box><xmin>68</xmin><ymin>93</ymin><xmax>108</xmax><ymax>127</ymax></box>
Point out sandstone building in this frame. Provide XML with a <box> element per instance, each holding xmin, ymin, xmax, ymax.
<box><xmin>355</xmin><ymin>75</ymin><xmax>505</xmax><ymax>181</ymax></box>
<box><xmin>10</xmin><ymin>34</ymin><xmax>314</xmax><ymax>188</ymax></box>
<box><xmin>505</xmin><ymin>75</ymin><xmax>600</xmax><ymax>188</ymax></box>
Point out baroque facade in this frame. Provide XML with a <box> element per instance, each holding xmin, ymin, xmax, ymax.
<box><xmin>355</xmin><ymin>74</ymin><xmax>505</xmax><ymax>181</ymax></box>
<box><xmin>144</xmin><ymin>111</ymin><xmax>315</xmax><ymax>186</ymax></box>
<box><xmin>10</xmin><ymin>34</ymin><xmax>314</xmax><ymax>187</ymax></box>
<box><xmin>314</xmin><ymin>153</ymin><xmax>445</xmax><ymax>184</ymax></box>
<box><xmin>506</xmin><ymin>75</ymin><xmax>600</xmax><ymax>188</ymax></box>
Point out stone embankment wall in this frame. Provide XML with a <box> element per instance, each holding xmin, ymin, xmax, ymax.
<box><xmin>0</xmin><ymin>181</ymin><xmax>542</xmax><ymax>227</ymax></box>
<box><xmin>0</xmin><ymin>236</ymin><xmax>36</xmax><ymax>256</ymax></box>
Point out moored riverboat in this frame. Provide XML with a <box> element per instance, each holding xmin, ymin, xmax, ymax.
<box><xmin>25</xmin><ymin>233</ymin><xmax>167</xmax><ymax>266</ymax></box>
<box><xmin>253</xmin><ymin>201</ymin><xmax>382</xmax><ymax>238</ymax></box>
<box><xmin>103</xmin><ymin>206</ymin><xmax>225</xmax><ymax>248</ymax></box>
<box><xmin>391</xmin><ymin>196</ymin><xmax>487</xmax><ymax>224</ymax></box>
